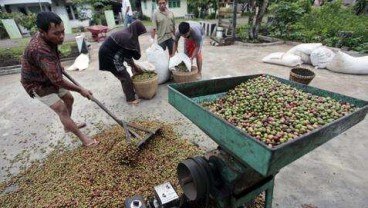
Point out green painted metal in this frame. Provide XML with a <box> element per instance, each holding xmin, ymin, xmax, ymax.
<box><xmin>168</xmin><ymin>74</ymin><xmax>368</xmax><ymax>176</ymax></box>
<box><xmin>229</xmin><ymin>177</ymin><xmax>274</xmax><ymax>208</ymax></box>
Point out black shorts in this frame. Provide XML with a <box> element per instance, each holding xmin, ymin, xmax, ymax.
<box><xmin>159</xmin><ymin>38</ymin><xmax>174</xmax><ymax>55</ymax></box>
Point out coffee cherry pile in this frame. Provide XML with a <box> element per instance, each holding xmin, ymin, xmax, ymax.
<box><xmin>201</xmin><ymin>75</ymin><xmax>357</xmax><ymax>147</ymax></box>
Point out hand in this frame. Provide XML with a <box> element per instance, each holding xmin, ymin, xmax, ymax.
<box><xmin>132</xmin><ymin>65</ymin><xmax>144</xmax><ymax>75</ymax></box>
<box><xmin>80</xmin><ymin>88</ymin><xmax>93</xmax><ymax>100</ymax></box>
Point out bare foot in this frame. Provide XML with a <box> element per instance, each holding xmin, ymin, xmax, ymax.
<box><xmin>65</xmin><ymin>122</ymin><xmax>86</xmax><ymax>133</ymax></box>
<box><xmin>127</xmin><ymin>99</ymin><xmax>140</xmax><ymax>105</ymax></box>
<box><xmin>196</xmin><ymin>72</ymin><xmax>202</xmax><ymax>80</ymax></box>
<box><xmin>83</xmin><ymin>139</ymin><xmax>99</xmax><ymax>148</ymax></box>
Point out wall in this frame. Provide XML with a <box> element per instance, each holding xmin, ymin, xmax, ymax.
<box><xmin>141</xmin><ymin>0</ymin><xmax>188</xmax><ymax>19</ymax></box>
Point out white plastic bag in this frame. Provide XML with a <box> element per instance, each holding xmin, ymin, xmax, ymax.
<box><xmin>326</xmin><ymin>51</ymin><xmax>368</xmax><ymax>74</ymax></box>
<box><xmin>262</xmin><ymin>52</ymin><xmax>302</xmax><ymax>67</ymax></box>
<box><xmin>135</xmin><ymin>61</ymin><xmax>156</xmax><ymax>72</ymax></box>
<box><xmin>310</xmin><ymin>46</ymin><xmax>335</xmax><ymax>69</ymax></box>
<box><xmin>146</xmin><ymin>43</ymin><xmax>170</xmax><ymax>84</ymax></box>
<box><xmin>169</xmin><ymin>53</ymin><xmax>191</xmax><ymax>72</ymax></box>
<box><xmin>66</xmin><ymin>53</ymin><xmax>89</xmax><ymax>71</ymax></box>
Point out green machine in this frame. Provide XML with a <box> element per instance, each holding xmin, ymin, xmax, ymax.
<box><xmin>168</xmin><ymin>74</ymin><xmax>368</xmax><ymax>208</ymax></box>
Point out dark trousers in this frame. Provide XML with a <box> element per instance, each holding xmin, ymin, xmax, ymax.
<box><xmin>112</xmin><ymin>70</ymin><xmax>135</xmax><ymax>102</ymax></box>
<box><xmin>159</xmin><ymin>38</ymin><xmax>174</xmax><ymax>56</ymax></box>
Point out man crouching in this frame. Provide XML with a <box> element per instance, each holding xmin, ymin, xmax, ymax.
<box><xmin>20</xmin><ymin>12</ymin><xmax>98</xmax><ymax>147</ymax></box>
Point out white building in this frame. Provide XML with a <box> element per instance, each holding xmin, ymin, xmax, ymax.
<box><xmin>0</xmin><ymin>0</ymin><xmax>91</xmax><ymax>28</ymax></box>
<box><xmin>141</xmin><ymin>0</ymin><xmax>188</xmax><ymax>18</ymax></box>
<box><xmin>0</xmin><ymin>0</ymin><xmax>190</xmax><ymax>28</ymax></box>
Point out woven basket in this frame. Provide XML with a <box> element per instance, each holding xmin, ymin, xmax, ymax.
<box><xmin>289</xmin><ymin>67</ymin><xmax>315</xmax><ymax>85</ymax></box>
<box><xmin>132</xmin><ymin>73</ymin><xmax>158</xmax><ymax>99</ymax></box>
<box><xmin>172</xmin><ymin>66</ymin><xmax>198</xmax><ymax>83</ymax></box>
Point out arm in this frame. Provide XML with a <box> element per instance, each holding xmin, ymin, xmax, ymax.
<box><xmin>57</xmin><ymin>79</ymin><xmax>92</xmax><ymax>99</ymax></box>
<box><xmin>173</xmin><ymin>31</ymin><xmax>180</xmax><ymax>53</ymax></box>
<box><xmin>37</xmin><ymin>51</ymin><xmax>92</xmax><ymax>99</ymax></box>
<box><xmin>151</xmin><ymin>28</ymin><xmax>156</xmax><ymax>39</ymax></box>
<box><xmin>172</xmin><ymin>14</ymin><xmax>176</xmax><ymax>36</ymax></box>
<box><xmin>190</xmin><ymin>47</ymin><xmax>200</xmax><ymax>61</ymax></box>
<box><xmin>125</xmin><ymin>58</ymin><xmax>143</xmax><ymax>74</ymax></box>
<box><xmin>173</xmin><ymin>39</ymin><xmax>179</xmax><ymax>54</ymax></box>
<box><xmin>151</xmin><ymin>13</ymin><xmax>157</xmax><ymax>39</ymax></box>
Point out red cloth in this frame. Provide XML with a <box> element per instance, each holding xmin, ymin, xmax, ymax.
<box><xmin>185</xmin><ymin>38</ymin><xmax>202</xmax><ymax>61</ymax></box>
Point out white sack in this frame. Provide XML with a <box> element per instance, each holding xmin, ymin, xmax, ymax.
<box><xmin>287</xmin><ymin>43</ymin><xmax>323</xmax><ymax>55</ymax></box>
<box><xmin>66</xmin><ymin>54</ymin><xmax>89</xmax><ymax>71</ymax></box>
<box><xmin>135</xmin><ymin>61</ymin><xmax>156</xmax><ymax>72</ymax></box>
<box><xmin>262</xmin><ymin>52</ymin><xmax>302</xmax><ymax>67</ymax></box>
<box><xmin>288</xmin><ymin>51</ymin><xmax>311</xmax><ymax>64</ymax></box>
<box><xmin>286</xmin><ymin>43</ymin><xmax>323</xmax><ymax>64</ymax></box>
<box><xmin>326</xmin><ymin>51</ymin><xmax>368</xmax><ymax>75</ymax></box>
<box><xmin>169</xmin><ymin>52</ymin><xmax>191</xmax><ymax>72</ymax></box>
<box><xmin>310</xmin><ymin>46</ymin><xmax>335</xmax><ymax>69</ymax></box>
<box><xmin>146</xmin><ymin>43</ymin><xmax>170</xmax><ymax>84</ymax></box>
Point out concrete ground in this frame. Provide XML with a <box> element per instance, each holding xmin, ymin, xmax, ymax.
<box><xmin>1</xmin><ymin>33</ymin><xmax>368</xmax><ymax>208</ymax></box>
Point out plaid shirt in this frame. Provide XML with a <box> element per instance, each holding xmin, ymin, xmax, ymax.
<box><xmin>21</xmin><ymin>33</ymin><xmax>63</xmax><ymax>97</ymax></box>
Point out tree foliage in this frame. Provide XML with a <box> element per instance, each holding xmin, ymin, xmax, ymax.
<box><xmin>268</xmin><ymin>0</ymin><xmax>311</xmax><ymax>38</ymax></box>
<box><xmin>72</xmin><ymin>0</ymin><xmax>112</xmax><ymax>25</ymax></box>
<box><xmin>247</xmin><ymin>0</ymin><xmax>270</xmax><ymax>40</ymax></box>
<box><xmin>187</xmin><ymin>0</ymin><xmax>218</xmax><ymax>18</ymax></box>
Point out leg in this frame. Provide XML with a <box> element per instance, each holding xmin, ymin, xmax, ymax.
<box><xmin>158</xmin><ymin>41</ymin><xmax>167</xmax><ymax>51</ymax></box>
<box><xmin>60</xmin><ymin>90</ymin><xmax>74</xmax><ymax>116</ymax></box>
<box><xmin>166</xmin><ymin>38</ymin><xmax>175</xmax><ymax>57</ymax></box>
<box><xmin>113</xmin><ymin>51</ymin><xmax>138</xmax><ymax>103</ymax></box>
<box><xmin>50</xmin><ymin>100</ymin><xmax>96</xmax><ymax>146</ymax></box>
<box><xmin>112</xmin><ymin>70</ymin><xmax>137</xmax><ymax>102</ymax></box>
<box><xmin>60</xmin><ymin>89</ymin><xmax>86</xmax><ymax>131</ymax></box>
<box><xmin>195</xmin><ymin>38</ymin><xmax>204</xmax><ymax>79</ymax></box>
<box><xmin>196</xmin><ymin>55</ymin><xmax>203</xmax><ymax>74</ymax></box>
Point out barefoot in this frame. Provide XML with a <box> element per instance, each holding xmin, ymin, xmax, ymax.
<box><xmin>65</xmin><ymin>122</ymin><xmax>87</xmax><ymax>133</ymax></box>
<box><xmin>127</xmin><ymin>99</ymin><xmax>140</xmax><ymax>105</ymax></box>
<box><xmin>196</xmin><ymin>72</ymin><xmax>202</xmax><ymax>80</ymax></box>
<box><xmin>83</xmin><ymin>139</ymin><xmax>99</xmax><ymax>148</ymax></box>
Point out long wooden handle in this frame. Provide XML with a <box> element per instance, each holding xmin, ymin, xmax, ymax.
<box><xmin>62</xmin><ymin>71</ymin><xmax>127</xmax><ymax>127</ymax></box>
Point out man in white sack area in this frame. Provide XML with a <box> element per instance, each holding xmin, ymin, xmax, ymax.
<box><xmin>122</xmin><ymin>0</ymin><xmax>133</xmax><ymax>28</ymax></box>
<box><xmin>173</xmin><ymin>21</ymin><xmax>205</xmax><ymax>80</ymax></box>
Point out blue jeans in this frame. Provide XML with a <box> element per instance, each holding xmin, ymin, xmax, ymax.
<box><xmin>124</xmin><ymin>15</ymin><xmax>133</xmax><ymax>28</ymax></box>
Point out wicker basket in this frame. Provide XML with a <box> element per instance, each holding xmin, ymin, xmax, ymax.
<box><xmin>289</xmin><ymin>67</ymin><xmax>315</xmax><ymax>85</ymax></box>
<box><xmin>132</xmin><ymin>73</ymin><xmax>158</xmax><ymax>99</ymax></box>
<box><xmin>172</xmin><ymin>66</ymin><xmax>198</xmax><ymax>83</ymax></box>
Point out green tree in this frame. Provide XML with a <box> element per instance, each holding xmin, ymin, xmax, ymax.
<box><xmin>187</xmin><ymin>0</ymin><xmax>218</xmax><ymax>18</ymax></box>
<box><xmin>72</xmin><ymin>0</ymin><xmax>111</xmax><ymax>25</ymax></box>
<box><xmin>247</xmin><ymin>0</ymin><xmax>270</xmax><ymax>40</ymax></box>
<box><xmin>268</xmin><ymin>0</ymin><xmax>311</xmax><ymax>38</ymax></box>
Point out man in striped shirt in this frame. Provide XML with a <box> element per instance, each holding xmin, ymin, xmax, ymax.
<box><xmin>21</xmin><ymin>12</ymin><xmax>98</xmax><ymax>147</ymax></box>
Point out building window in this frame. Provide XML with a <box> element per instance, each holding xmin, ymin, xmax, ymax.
<box><xmin>66</xmin><ymin>5</ymin><xmax>78</xmax><ymax>20</ymax></box>
<box><xmin>168</xmin><ymin>0</ymin><xmax>180</xmax><ymax>8</ymax></box>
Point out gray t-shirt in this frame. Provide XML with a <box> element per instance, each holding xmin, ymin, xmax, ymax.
<box><xmin>175</xmin><ymin>21</ymin><xmax>204</xmax><ymax>45</ymax></box>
